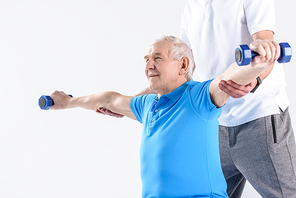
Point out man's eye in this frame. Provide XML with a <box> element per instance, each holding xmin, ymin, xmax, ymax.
<box><xmin>155</xmin><ymin>57</ymin><xmax>161</xmax><ymax>60</ymax></box>
<box><xmin>145</xmin><ymin>58</ymin><xmax>149</xmax><ymax>63</ymax></box>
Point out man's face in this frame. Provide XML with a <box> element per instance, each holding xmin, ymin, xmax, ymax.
<box><xmin>144</xmin><ymin>41</ymin><xmax>181</xmax><ymax>95</ymax></box>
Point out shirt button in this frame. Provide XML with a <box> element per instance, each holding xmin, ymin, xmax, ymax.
<box><xmin>155</xmin><ymin>109</ymin><xmax>159</xmax><ymax>113</ymax></box>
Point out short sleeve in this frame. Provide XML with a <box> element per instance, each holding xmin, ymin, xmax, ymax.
<box><xmin>189</xmin><ymin>80</ymin><xmax>222</xmax><ymax>120</ymax></box>
<box><xmin>130</xmin><ymin>94</ymin><xmax>155</xmax><ymax>124</ymax></box>
<box><xmin>244</xmin><ymin>0</ymin><xmax>276</xmax><ymax>35</ymax></box>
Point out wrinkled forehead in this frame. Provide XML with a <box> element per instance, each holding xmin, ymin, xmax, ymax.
<box><xmin>146</xmin><ymin>41</ymin><xmax>171</xmax><ymax>57</ymax></box>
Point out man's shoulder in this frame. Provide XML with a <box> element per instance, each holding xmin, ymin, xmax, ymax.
<box><xmin>133</xmin><ymin>94</ymin><xmax>156</xmax><ymax>100</ymax></box>
<box><xmin>186</xmin><ymin>79</ymin><xmax>215</xmax><ymax>104</ymax></box>
<box><xmin>187</xmin><ymin>79</ymin><xmax>213</xmax><ymax>91</ymax></box>
<box><xmin>131</xmin><ymin>94</ymin><xmax>156</xmax><ymax>106</ymax></box>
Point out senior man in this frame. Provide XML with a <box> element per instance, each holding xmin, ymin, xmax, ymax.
<box><xmin>50</xmin><ymin>36</ymin><xmax>280</xmax><ymax>198</ymax></box>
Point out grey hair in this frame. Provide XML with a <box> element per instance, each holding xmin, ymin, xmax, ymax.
<box><xmin>155</xmin><ymin>35</ymin><xmax>195</xmax><ymax>80</ymax></box>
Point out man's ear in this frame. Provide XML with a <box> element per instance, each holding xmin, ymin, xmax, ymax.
<box><xmin>179</xmin><ymin>56</ymin><xmax>190</xmax><ymax>76</ymax></box>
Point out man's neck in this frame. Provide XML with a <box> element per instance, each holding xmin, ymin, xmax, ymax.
<box><xmin>156</xmin><ymin>78</ymin><xmax>188</xmax><ymax>98</ymax></box>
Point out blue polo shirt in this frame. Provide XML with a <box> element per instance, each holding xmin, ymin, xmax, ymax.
<box><xmin>130</xmin><ymin>80</ymin><xmax>228</xmax><ymax>198</ymax></box>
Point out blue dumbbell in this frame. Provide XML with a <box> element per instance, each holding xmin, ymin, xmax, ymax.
<box><xmin>235</xmin><ymin>42</ymin><xmax>292</xmax><ymax>66</ymax></box>
<box><xmin>39</xmin><ymin>95</ymin><xmax>73</xmax><ymax>110</ymax></box>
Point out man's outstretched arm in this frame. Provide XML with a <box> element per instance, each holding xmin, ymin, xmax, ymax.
<box><xmin>218</xmin><ymin>30</ymin><xmax>275</xmax><ymax>98</ymax></box>
<box><xmin>209</xmin><ymin>39</ymin><xmax>281</xmax><ymax>107</ymax></box>
<box><xmin>50</xmin><ymin>91</ymin><xmax>136</xmax><ymax>120</ymax></box>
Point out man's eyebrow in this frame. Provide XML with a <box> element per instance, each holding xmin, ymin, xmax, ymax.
<box><xmin>154</xmin><ymin>52</ymin><xmax>162</xmax><ymax>56</ymax></box>
<box><xmin>144</xmin><ymin>52</ymin><xmax>163</xmax><ymax>60</ymax></box>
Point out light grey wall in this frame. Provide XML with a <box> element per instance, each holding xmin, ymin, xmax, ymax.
<box><xmin>0</xmin><ymin>0</ymin><xmax>295</xmax><ymax>197</ymax></box>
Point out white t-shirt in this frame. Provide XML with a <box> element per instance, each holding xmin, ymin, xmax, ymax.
<box><xmin>180</xmin><ymin>0</ymin><xmax>289</xmax><ymax>126</ymax></box>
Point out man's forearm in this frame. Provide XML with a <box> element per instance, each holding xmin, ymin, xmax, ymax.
<box><xmin>50</xmin><ymin>90</ymin><xmax>136</xmax><ymax>119</ymax></box>
<box><xmin>210</xmin><ymin>62</ymin><xmax>272</xmax><ymax>107</ymax></box>
<box><xmin>67</xmin><ymin>92</ymin><xmax>119</xmax><ymax>111</ymax></box>
<box><xmin>222</xmin><ymin>62</ymin><xmax>270</xmax><ymax>86</ymax></box>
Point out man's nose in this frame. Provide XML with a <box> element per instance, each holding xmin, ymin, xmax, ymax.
<box><xmin>145</xmin><ymin>59</ymin><xmax>155</xmax><ymax>70</ymax></box>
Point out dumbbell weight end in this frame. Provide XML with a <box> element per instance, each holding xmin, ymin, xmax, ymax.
<box><xmin>278</xmin><ymin>42</ymin><xmax>292</xmax><ymax>63</ymax></box>
<box><xmin>39</xmin><ymin>95</ymin><xmax>73</xmax><ymax>110</ymax></box>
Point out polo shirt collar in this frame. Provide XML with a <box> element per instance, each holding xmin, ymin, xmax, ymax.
<box><xmin>162</xmin><ymin>81</ymin><xmax>192</xmax><ymax>102</ymax></box>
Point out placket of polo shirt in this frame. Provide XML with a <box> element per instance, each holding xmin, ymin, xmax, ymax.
<box><xmin>150</xmin><ymin>95</ymin><xmax>170</xmax><ymax>123</ymax></box>
<box><xmin>152</xmin><ymin>96</ymin><xmax>159</xmax><ymax>111</ymax></box>
<box><xmin>150</xmin><ymin>96</ymin><xmax>160</xmax><ymax>123</ymax></box>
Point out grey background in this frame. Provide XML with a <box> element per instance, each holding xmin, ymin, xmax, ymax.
<box><xmin>0</xmin><ymin>0</ymin><xmax>295</xmax><ymax>197</ymax></box>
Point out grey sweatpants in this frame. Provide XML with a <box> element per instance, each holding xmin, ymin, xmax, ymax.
<box><xmin>219</xmin><ymin>108</ymin><xmax>296</xmax><ymax>198</ymax></box>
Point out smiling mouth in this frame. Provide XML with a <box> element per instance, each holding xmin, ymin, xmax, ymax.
<box><xmin>149</xmin><ymin>74</ymin><xmax>159</xmax><ymax>78</ymax></box>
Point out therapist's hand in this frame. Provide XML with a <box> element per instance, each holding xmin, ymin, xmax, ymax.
<box><xmin>218</xmin><ymin>79</ymin><xmax>257</xmax><ymax>98</ymax></box>
<box><xmin>96</xmin><ymin>107</ymin><xmax>124</xmax><ymax>118</ymax></box>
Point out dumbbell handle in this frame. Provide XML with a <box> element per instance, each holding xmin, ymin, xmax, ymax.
<box><xmin>250</xmin><ymin>51</ymin><xmax>259</xmax><ymax>59</ymax></box>
<box><xmin>235</xmin><ymin>42</ymin><xmax>292</xmax><ymax>66</ymax></box>
<box><xmin>39</xmin><ymin>95</ymin><xmax>73</xmax><ymax>110</ymax></box>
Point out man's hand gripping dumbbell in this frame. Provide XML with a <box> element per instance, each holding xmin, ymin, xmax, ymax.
<box><xmin>235</xmin><ymin>41</ymin><xmax>292</xmax><ymax>66</ymax></box>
